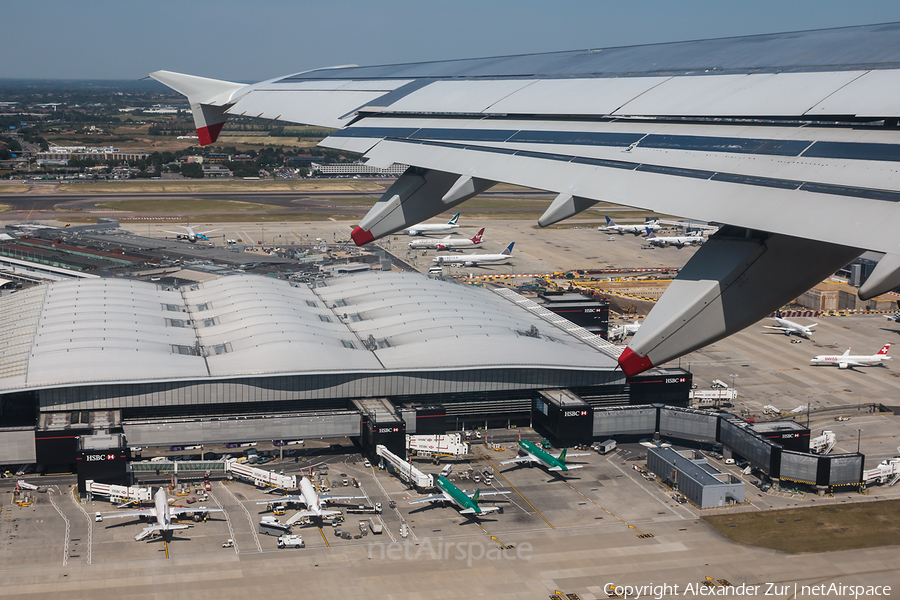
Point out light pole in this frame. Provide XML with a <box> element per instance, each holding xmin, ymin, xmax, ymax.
<box><xmin>857</xmin><ymin>429</ymin><xmax>862</xmax><ymax>454</ymax></box>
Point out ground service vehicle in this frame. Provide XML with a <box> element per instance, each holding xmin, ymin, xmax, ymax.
<box><xmin>596</xmin><ymin>439</ymin><xmax>617</xmax><ymax>455</ymax></box>
<box><xmin>277</xmin><ymin>534</ymin><xmax>305</xmax><ymax>549</ymax></box>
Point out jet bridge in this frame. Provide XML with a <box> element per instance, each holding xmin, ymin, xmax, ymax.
<box><xmin>376</xmin><ymin>444</ymin><xmax>434</xmax><ymax>489</ymax></box>
<box><xmin>225</xmin><ymin>458</ymin><xmax>297</xmax><ymax>491</ymax></box>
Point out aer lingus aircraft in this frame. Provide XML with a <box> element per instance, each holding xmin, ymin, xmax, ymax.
<box><xmin>500</xmin><ymin>440</ymin><xmax>590</xmax><ymax>473</ymax></box>
<box><xmin>151</xmin><ymin>23</ymin><xmax>900</xmax><ymax>376</ymax></box>
<box><xmin>409</xmin><ymin>475</ymin><xmax>508</xmax><ymax>517</ymax></box>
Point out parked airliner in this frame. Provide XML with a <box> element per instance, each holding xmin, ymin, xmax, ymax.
<box><xmin>644</xmin><ymin>228</ymin><xmax>705</xmax><ymax>248</ymax></box>
<box><xmin>500</xmin><ymin>440</ymin><xmax>590</xmax><ymax>474</ymax></box>
<box><xmin>409</xmin><ymin>475</ymin><xmax>508</xmax><ymax>517</ymax></box>
<box><xmin>433</xmin><ymin>242</ymin><xmax>514</xmax><ymax>267</ymax></box>
<box><xmin>599</xmin><ymin>216</ymin><xmax>660</xmax><ymax>235</ymax></box>
<box><xmin>162</xmin><ymin>225</ymin><xmax>222</xmax><ymax>243</ymax></box>
<box><xmin>409</xmin><ymin>228</ymin><xmax>484</xmax><ymax>250</ymax></box>
<box><xmin>810</xmin><ymin>344</ymin><xmax>891</xmax><ymax>369</ymax></box>
<box><xmin>763</xmin><ymin>317</ymin><xmax>816</xmax><ymax>338</ymax></box>
<box><xmin>405</xmin><ymin>213</ymin><xmax>460</xmax><ymax>236</ymax></box>
<box><xmin>257</xmin><ymin>476</ymin><xmax>365</xmax><ymax>521</ymax></box>
<box><xmin>98</xmin><ymin>487</ymin><xmax>223</xmax><ymax>540</ymax></box>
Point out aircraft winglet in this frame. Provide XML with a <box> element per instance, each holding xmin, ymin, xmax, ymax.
<box><xmin>149</xmin><ymin>71</ymin><xmax>247</xmax><ymax>145</ymax></box>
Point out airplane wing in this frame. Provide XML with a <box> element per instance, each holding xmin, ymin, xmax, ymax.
<box><xmin>763</xmin><ymin>326</ymin><xmax>791</xmax><ymax>333</ymax></box>
<box><xmin>461</xmin><ymin>506</ymin><xmax>501</xmax><ymax>515</ymax></box>
<box><xmin>409</xmin><ymin>493</ymin><xmax>449</xmax><ymax>505</ymax></box>
<box><xmin>196</xmin><ymin>229</ymin><xmax>222</xmax><ymax>235</ymax></box>
<box><xmin>548</xmin><ymin>465</ymin><xmax>584</xmax><ymax>472</ymax></box>
<box><xmin>170</xmin><ymin>506</ymin><xmax>224</xmax><ymax>517</ymax></box>
<box><xmin>299</xmin><ymin>508</ymin><xmax>342</xmax><ymax>518</ymax></box>
<box><xmin>100</xmin><ymin>508</ymin><xmax>156</xmax><ymax>520</ymax></box>
<box><xmin>319</xmin><ymin>493</ymin><xmax>367</xmax><ymax>503</ymax></box>
<box><xmin>463</xmin><ymin>490</ymin><xmax>510</xmax><ymax>498</ymax></box>
<box><xmin>161</xmin><ymin>231</ymin><xmax>185</xmax><ymax>236</ymax></box>
<box><xmin>152</xmin><ymin>23</ymin><xmax>900</xmax><ymax>374</ymax></box>
<box><xmin>499</xmin><ymin>456</ymin><xmax>537</xmax><ymax>466</ymax></box>
<box><xmin>256</xmin><ymin>495</ymin><xmax>306</xmax><ymax>505</ymax></box>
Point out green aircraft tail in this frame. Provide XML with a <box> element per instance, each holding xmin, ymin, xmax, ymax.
<box><xmin>558</xmin><ymin>448</ymin><xmax>567</xmax><ymax>463</ymax></box>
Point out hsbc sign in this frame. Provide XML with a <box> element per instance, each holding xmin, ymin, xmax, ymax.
<box><xmin>85</xmin><ymin>454</ymin><xmax>116</xmax><ymax>461</ymax></box>
<box><xmin>563</xmin><ymin>410</ymin><xmax>589</xmax><ymax>417</ymax></box>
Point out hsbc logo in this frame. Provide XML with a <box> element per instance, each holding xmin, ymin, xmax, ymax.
<box><xmin>85</xmin><ymin>454</ymin><xmax>116</xmax><ymax>461</ymax></box>
<box><xmin>666</xmin><ymin>378</ymin><xmax>687</xmax><ymax>384</ymax></box>
<box><xmin>378</xmin><ymin>427</ymin><xmax>399</xmax><ymax>433</ymax></box>
<box><xmin>563</xmin><ymin>410</ymin><xmax>588</xmax><ymax>417</ymax></box>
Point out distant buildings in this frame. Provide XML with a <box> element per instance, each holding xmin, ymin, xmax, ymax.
<box><xmin>311</xmin><ymin>161</ymin><xmax>408</xmax><ymax>176</ymax></box>
<box><xmin>36</xmin><ymin>146</ymin><xmax>148</xmax><ymax>166</ymax></box>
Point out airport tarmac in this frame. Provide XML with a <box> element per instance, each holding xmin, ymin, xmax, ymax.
<box><xmin>105</xmin><ymin>217</ymin><xmax>699</xmax><ymax>275</ymax></box>
<box><xmin>3</xmin><ymin>423</ymin><xmax>900</xmax><ymax>599</ymax></box>
<box><xmin>677</xmin><ymin>314</ymin><xmax>900</xmax><ymax>465</ymax></box>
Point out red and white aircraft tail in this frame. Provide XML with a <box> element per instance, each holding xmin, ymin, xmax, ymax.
<box><xmin>878</xmin><ymin>343</ymin><xmax>891</xmax><ymax>355</ymax></box>
<box><xmin>471</xmin><ymin>228</ymin><xmax>485</xmax><ymax>243</ymax></box>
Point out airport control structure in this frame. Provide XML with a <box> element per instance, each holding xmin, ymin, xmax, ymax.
<box><xmin>0</xmin><ymin>270</ymin><xmax>692</xmax><ymax>479</ymax></box>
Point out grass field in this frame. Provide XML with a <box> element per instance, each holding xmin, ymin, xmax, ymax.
<box><xmin>95</xmin><ymin>198</ymin><xmax>282</xmax><ymax>213</ymax></box>
<box><xmin>0</xmin><ymin>203</ymin><xmax>11</xmax><ymax>212</ymax></box>
<box><xmin>64</xmin><ymin>213</ymin><xmax>341</xmax><ymax>224</ymax></box>
<box><xmin>56</xmin><ymin>180</ymin><xmax>385</xmax><ymax>194</ymax></box>
<box><xmin>702</xmin><ymin>499</ymin><xmax>900</xmax><ymax>554</ymax></box>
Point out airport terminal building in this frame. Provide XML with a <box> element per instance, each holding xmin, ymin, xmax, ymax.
<box><xmin>0</xmin><ymin>271</ymin><xmax>691</xmax><ymax>470</ymax></box>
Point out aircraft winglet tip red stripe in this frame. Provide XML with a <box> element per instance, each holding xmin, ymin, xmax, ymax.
<box><xmin>351</xmin><ymin>226</ymin><xmax>375</xmax><ymax>246</ymax></box>
<box><xmin>197</xmin><ymin>122</ymin><xmax>225</xmax><ymax>146</ymax></box>
<box><xmin>618</xmin><ymin>347</ymin><xmax>654</xmax><ymax>377</ymax></box>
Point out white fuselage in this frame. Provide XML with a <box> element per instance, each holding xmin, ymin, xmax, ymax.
<box><xmin>406</xmin><ymin>223</ymin><xmax>459</xmax><ymax>236</ymax></box>
<box><xmin>600</xmin><ymin>222</ymin><xmax>659</xmax><ymax>235</ymax></box>
<box><xmin>299</xmin><ymin>477</ymin><xmax>323</xmax><ymax>512</ymax></box>
<box><xmin>811</xmin><ymin>348</ymin><xmax>891</xmax><ymax>369</ymax></box>
<box><xmin>154</xmin><ymin>488</ymin><xmax>170</xmax><ymax>528</ymax></box>
<box><xmin>409</xmin><ymin>236</ymin><xmax>477</xmax><ymax>250</ymax></box>
<box><xmin>647</xmin><ymin>234</ymin><xmax>704</xmax><ymax>247</ymax></box>
<box><xmin>433</xmin><ymin>252</ymin><xmax>510</xmax><ymax>266</ymax></box>
<box><xmin>765</xmin><ymin>317</ymin><xmax>815</xmax><ymax>338</ymax></box>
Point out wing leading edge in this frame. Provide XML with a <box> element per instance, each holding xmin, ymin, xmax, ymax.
<box><xmin>153</xmin><ymin>23</ymin><xmax>900</xmax><ymax>374</ymax></box>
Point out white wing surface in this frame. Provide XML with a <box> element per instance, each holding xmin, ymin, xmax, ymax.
<box><xmin>152</xmin><ymin>23</ymin><xmax>900</xmax><ymax>374</ymax></box>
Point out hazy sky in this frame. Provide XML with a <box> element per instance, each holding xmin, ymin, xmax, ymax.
<box><xmin>6</xmin><ymin>1</ymin><xmax>900</xmax><ymax>82</ymax></box>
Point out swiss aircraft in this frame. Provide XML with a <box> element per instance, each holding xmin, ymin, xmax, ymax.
<box><xmin>432</xmin><ymin>242</ymin><xmax>514</xmax><ymax>267</ymax></box>
<box><xmin>810</xmin><ymin>344</ymin><xmax>892</xmax><ymax>369</ymax></box>
<box><xmin>763</xmin><ymin>317</ymin><xmax>816</xmax><ymax>338</ymax></box>
<box><xmin>500</xmin><ymin>440</ymin><xmax>590</xmax><ymax>473</ymax></box>
<box><xmin>151</xmin><ymin>23</ymin><xmax>900</xmax><ymax>376</ymax></box>
<box><xmin>409</xmin><ymin>475</ymin><xmax>508</xmax><ymax>517</ymax></box>
<box><xmin>409</xmin><ymin>228</ymin><xmax>484</xmax><ymax>250</ymax></box>
<box><xmin>644</xmin><ymin>229</ymin><xmax>705</xmax><ymax>248</ymax></box>
<box><xmin>162</xmin><ymin>225</ymin><xmax>221</xmax><ymax>243</ymax></box>
<box><xmin>599</xmin><ymin>216</ymin><xmax>660</xmax><ymax>235</ymax></box>
<box><xmin>97</xmin><ymin>487</ymin><xmax>223</xmax><ymax>540</ymax></box>
<box><xmin>257</xmin><ymin>476</ymin><xmax>365</xmax><ymax>521</ymax></box>
<box><xmin>405</xmin><ymin>213</ymin><xmax>460</xmax><ymax>236</ymax></box>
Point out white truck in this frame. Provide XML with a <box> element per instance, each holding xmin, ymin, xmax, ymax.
<box><xmin>277</xmin><ymin>534</ymin><xmax>305</xmax><ymax>549</ymax></box>
<box><xmin>368</xmin><ymin>518</ymin><xmax>383</xmax><ymax>535</ymax></box>
<box><xmin>595</xmin><ymin>439</ymin><xmax>617</xmax><ymax>455</ymax></box>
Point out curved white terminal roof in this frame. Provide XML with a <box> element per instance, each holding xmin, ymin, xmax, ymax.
<box><xmin>0</xmin><ymin>272</ymin><xmax>618</xmax><ymax>393</ymax></box>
